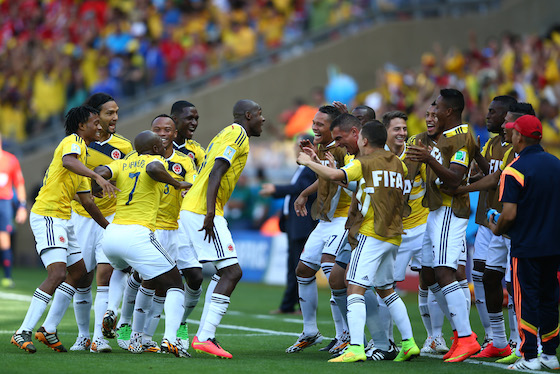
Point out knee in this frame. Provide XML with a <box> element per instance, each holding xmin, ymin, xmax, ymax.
<box><xmin>184</xmin><ymin>269</ymin><xmax>203</xmax><ymax>290</ymax></box>
<box><xmin>47</xmin><ymin>267</ymin><xmax>67</xmax><ymax>286</ymax></box>
<box><xmin>295</xmin><ymin>262</ymin><xmax>315</xmax><ymax>278</ymax></box>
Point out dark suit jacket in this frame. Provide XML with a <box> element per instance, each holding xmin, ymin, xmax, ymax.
<box><xmin>273</xmin><ymin>166</ymin><xmax>318</xmax><ymax>241</ymax></box>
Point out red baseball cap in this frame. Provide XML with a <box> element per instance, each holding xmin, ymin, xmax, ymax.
<box><xmin>504</xmin><ymin>115</ymin><xmax>542</xmax><ymax>139</ymax></box>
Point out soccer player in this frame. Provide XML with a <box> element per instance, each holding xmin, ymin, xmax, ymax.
<box><xmin>0</xmin><ymin>133</ymin><xmax>27</xmax><ymax>288</ymax></box>
<box><xmin>69</xmin><ymin>93</ymin><xmax>134</xmax><ymax>353</ymax></box>
<box><xmin>287</xmin><ymin>105</ymin><xmax>354</xmax><ymax>354</ymax></box>
<box><xmin>171</xmin><ymin>100</ymin><xmax>206</xmax><ymax>168</ymax></box>
<box><xmin>382</xmin><ymin>110</ymin><xmax>449</xmax><ymax>354</ymax></box>
<box><xmin>179</xmin><ymin>99</ymin><xmax>265</xmax><ymax>359</ymax></box>
<box><xmin>406</xmin><ymin>89</ymin><xmax>481</xmax><ymax>362</ymax></box>
<box><xmin>451</xmin><ymin>102</ymin><xmax>536</xmax><ymax>364</ymax></box>
<box><xmin>466</xmin><ymin>96</ymin><xmax>517</xmax><ymax>359</ymax></box>
<box><xmin>143</xmin><ymin>114</ymin><xmax>198</xmax><ymax>351</ymax></box>
<box><xmin>95</xmin><ymin>130</ymin><xmax>191</xmax><ymax>358</ymax></box>
<box><xmin>298</xmin><ymin>121</ymin><xmax>420</xmax><ymax>363</ymax></box>
<box><xmin>11</xmin><ymin>106</ymin><xmax>117</xmax><ymax>353</ymax></box>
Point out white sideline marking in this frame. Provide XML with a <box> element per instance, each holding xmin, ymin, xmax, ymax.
<box><xmin>0</xmin><ymin>292</ymin><xmax>32</xmax><ymax>302</ymax></box>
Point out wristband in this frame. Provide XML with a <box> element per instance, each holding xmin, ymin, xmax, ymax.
<box><xmin>18</xmin><ymin>201</ymin><xmax>27</xmax><ymax>209</ymax></box>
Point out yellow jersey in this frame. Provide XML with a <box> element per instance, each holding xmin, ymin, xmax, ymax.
<box><xmin>32</xmin><ymin>134</ymin><xmax>90</xmax><ymax>219</ymax></box>
<box><xmin>182</xmin><ymin>124</ymin><xmax>249</xmax><ymax>216</ymax></box>
<box><xmin>174</xmin><ymin>138</ymin><xmax>206</xmax><ymax>169</ymax></box>
<box><xmin>106</xmin><ymin>152</ymin><xmax>166</xmax><ymax>231</ymax></box>
<box><xmin>397</xmin><ymin>145</ymin><xmax>429</xmax><ymax>229</ymax></box>
<box><xmin>71</xmin><ymin>134</ymin><xmax>133</xmax><ymax>218</ymax></box>
<box><xmin>342</xmin><ymin>159</ymin><xmax>404</xmax><ymax>246</ymax></box>
<box><xmin>156</xmin><ymin>150</ymin><xmax>197</xmax><ymax>230</ymax></box>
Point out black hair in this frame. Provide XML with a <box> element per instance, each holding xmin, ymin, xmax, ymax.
<box><xmin>330</xmin><ymin>113</ymin><xmax>361</xmax><ymax>132</ymax></box>
<box><xmin>492</xmin><ymin>95</ymin><xmax>517</xmax><ymax>112</ymax></box>
<box><xmin>353</xmin><ymin>105</ymin><xmax>376</xmax><ymax>120</ymax></box>
<box><xmin>511</xmin><ymin>102</ymin><xmax>536</xmax><ymax>116</ymax></box>
<box><xmin>151</xmin><ymin>113</ymin><xmax>176</xmax><ymax>126</ymax></box>
<box><xmin>65</xmin><ymin>106</ymin><xmax>99</xmax><ymax>135</ymax></box>
<box><xmin>361</xmin><ymin>120</ymin><xmax>387</xmax><ymax>148</ymax></box>
<box><xmin>318</xmin><ymin>105</ymin><xmax>342</xmax><ymax>124</ymax></box>
<box><xmin>382</xmin><ymin>111</ymin><xmax>408</xmax><ymax>128</ymax></box>
<box><xmin>84</xmin><ymin>93</ymin><xmax>115</xmax><ymax>111</ymax></box>
<box><xmin>170</xmin><ymin>100</ymin><xmax>195</xmax><ymax>116</ymax></box>
<box><xmin>440</xmin><ymin>88</ymin><xmax>465</xmax><ymax>116</ymax></box>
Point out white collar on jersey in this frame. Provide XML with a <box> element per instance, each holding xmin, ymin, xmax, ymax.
<box><xmin>166</xmin><ymin>149</ymin><xmax>176</xmax><ymax>161</ymax></box>
<box><xmin>97</xmin><ymin>134</ymin><xmax>114</xmax><ymax>146</ymax></box>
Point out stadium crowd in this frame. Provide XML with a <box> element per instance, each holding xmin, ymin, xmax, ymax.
<box><xmin>0</xmin><ymin>0</ymin><xmax>378</xmax><ymax>143</ymax></box>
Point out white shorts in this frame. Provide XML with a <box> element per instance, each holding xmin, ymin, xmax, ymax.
<box><xmin>71</xmin><ymin>212</ymin><xmax>113</xmax><ymax>272</ymax></box>
<box><xmin>505</xmin><ymin>247</ymin><xmax>512</xmax><ymax>283</ymax></box>
<box><xmin>30</xmin><ymin>212</ymin><xmax>82</xmax><ymax>268</ymax></box>
<box><xmin>347</xmin><ymin>234</ymin><xmax>398</xmax><ymax>290</ymax></box>
<box><xmin>473</xmin><ymin>225</ymin><xmax>493</xmax><ymax>262</ymax></box>
<box><xmin>157</xmin><ymin>228</ymin><xmax>201</xmax><ymax>270</ymax></box>
<box><xmin>394</xmin><ymin>223</ymin><xmax>425</xmax><ymax>282</ymax></box>
<box><xmin>421</xmin><ymin>206</ymin><xmax>468</xmax><ymax>270</ymax></box>
<box><xmin>486</xmin><ymin>235</ymin><xmax>510</xmax><ymax>273</ymax></box>
<box><xmin>179</xmin><ymin>211</ymin><xmax>238</xmax><ymax>269</ymax></box>
<box><xmin>102</xmin><ymin>223</ymin><xmax>175</xmax><ymax>281</ymax></box>
<box><xmin>300</xmin><ymin>217</ymin><xmax>349</xmax><ymax>270</ymax></box>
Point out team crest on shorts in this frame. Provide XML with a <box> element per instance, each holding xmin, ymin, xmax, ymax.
<box><xmin>228</xmin><ymin>244</ymin><xmax>234</xmax><ymax>252</ymax></box>
<box><xmin>172</xmin><ymin>163</ymin><xmax>183</xmax><ymax>174</ymax></box>
<box><xmin>59</xmin><ymin>236</ymin><xmax>65</xmax><ymax>243</ymax></box>
<box><xmin>111</xmin><ymin>149</ymin><xmax>122</xmax><ymax>160</ymax></box>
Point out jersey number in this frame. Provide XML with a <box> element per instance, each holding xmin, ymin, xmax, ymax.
<box><xmin>125</xmin><ymin>172</ymin><xmax>140</xmax><ymax>205</ymax></box>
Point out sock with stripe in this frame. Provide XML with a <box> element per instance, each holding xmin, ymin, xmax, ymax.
<box><xmin>418</xmin><ymin>287</ymin><xmax>432</xmax><ymax>337</ymax></box>
<box><xmin>382</xmin><ymin>291</ymin><xmax>413</xmax><ymax>341</ymax></box>
<box><xmin>347</xmin><ymin>294</ymin><xmax>366</xmax><ymax>346</ymax></box>
<box><xmin>198</xmin><ymin>293</ymin><xmax>230</xmax><ymax>342</ymax></box>
<box><xmin>489</xmin><ymin>312</ymin><xmax>508</xmax><ymax>349</ymax></box>
<box><xmin>377</xmin><ymin>293</ymin><xmax>393</xmax><ymax>341</ymax></box>
<box><xmin>442</xmin><ymin>281</ymin><xmax>471</xmax><ymax>337</ymax></box>
<box><xmin>73</xmin><ymin>286</ymin><xmax>92</xmax><ymax>338</ymax></box>
<box><xmin>197</xmin><ymin>274</ymin><xmax>220</xmax><ymax>337</ymax></box>
<box><xmin>459</xmin><ymin>279</ymin><xmax>471</xmax><ymax>314</ymax></box>
<box><xmin>131</xmin><ymin>286</ymin><xmax>154</xmax><ymax>335</ymax></box>
<box><xmin>1</xmin><ymin>248</ymin><xmax>13</xmax><ymax>279</ymax></box>
<box><xmin>365</xmin><ymin>288</ymin><xmax>389</xmax><ymax>350</ymax></box>
<box><xmin>428</xmin><ymin>288</ymin><xmax>445</xmax><ymax>337</ymax></box>
<box><xmin>297</xmin><ymin>275</ymin><xmax>319</xmax><ymax>336</ymax></box>
<box><xmin>92</xmin><ymin>286</ymin><xmax>108</xmax><ymax>340</ymax></box>
<box><xmin>508</xmin><ymin>293</ymin><xmax>519</xmax><ymax>343</ymax></box>
<box><xmin>107</xmin><ymin>269</ymin><xmax>127</xmax><ymax>313</ymax></box>
<box><xmin>19</xmin><ymin>288</ymin><xmax>52</xmax><ymax>333</ymax></box>
<box><xmin>183</xmin><ymin>283</ymin><xmax>202</xmax><ymax>322</ymax></box>
<box><xmin>428</xmin><ymin>283</ymin><xmax>456</xmax><ymax>331</ymax></box>
<box><xmin>43</xmin><ymin>282</ymin><xmax>76</xmax><ymax>332</ymax></box>
<box><xmin>144</xmin><ymin>295</ymin><xmax>165</xmax><ymax>343</ymax></box>
<box><xmin>163</xmin><ymin>288</ymin><xmax>185</xmax><ymax>342</ymax></box>
<box><xmin>117</xmin><ymin>274</ymin><xmax>141</xmax><ymax>327</ymax></box>
<box><xmin>472</xmin><ymin>270</ymin><xmax>491</xmax><ymax>338</ymax></box>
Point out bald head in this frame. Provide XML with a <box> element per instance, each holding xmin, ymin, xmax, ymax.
<box><xmin>134</xmin><ymin>130</ymin><xmax>163</xmax><ymax>155</ymax></box>
<box><xmin>233</xmin><ymin>100</ymin><xmax>259</xmax><ymax>121</ymax></box>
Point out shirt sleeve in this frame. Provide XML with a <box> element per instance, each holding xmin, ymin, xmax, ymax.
<box><xmin>61</xmin><ymin>137</ymin><xmax>84</xmax><ymax>158</ymax></box>
<box><xmin>76</xmin><ymin>176</ymin><xmax>91</xmax><ymax>193</ymax></box>
<box><xmin>500</xmin><ymin>148</ymin><xmax>514</xmax><ymax>171</ymax></box>
<box><xmin>215</xmin><ymin>127</ymin><xmax>248</xmax><ymax>165</ymax></box>
<box><xmin>481</xmin><ymin>139</ymin><xmax>491</xmax><ymax>158</ymax></box>
<box><xmin>105</xmin><ymin>161</ymin><xmax>119</xmax><ymax>181</ymax></box>
<box><xmin>342</xmin><ymin>159</ymin><xmax>362</xmax><ymax>183</ymax></box>
<box><xmin>11</xmin><ymin>156</ymin><xmax>24</xmax><ymax>188</ymax></box>
<box><xmin>499</xmin><ymin>165</ymin><xmax>524</xmax><ymax>203</ymax></box>
<box><xmin>450</xmin><ymin>147</ymin><xmax>469</xmax><ymax>168</ymax></box>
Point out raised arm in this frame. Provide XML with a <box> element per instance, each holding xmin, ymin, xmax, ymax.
<box><xmin>146</xmin><ymin>161</ymin><xmax>192</xmax><ymax>190</ymax></box>
<box><xmin>64</xmin><ymin>154</ymin><xmax>119</xmax><ymax>198</ymax></box>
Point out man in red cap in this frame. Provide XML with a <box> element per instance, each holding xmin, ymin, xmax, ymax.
<box><xmin>490</xmin><ymin>115</ymin><xmax>560</xmax><ymax>370</ymax></box>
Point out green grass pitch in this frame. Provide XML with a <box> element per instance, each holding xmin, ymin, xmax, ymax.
<box><xmin>1</xmin><ymin>267</ymin><xmax>556</xmax><ymax>373</ymax></box>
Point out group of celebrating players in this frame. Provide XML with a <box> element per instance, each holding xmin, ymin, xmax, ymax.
<box><xmin>8</xmin><ymin>87</ymin><xmax>558</xmax><ymax>369</ymax></box>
